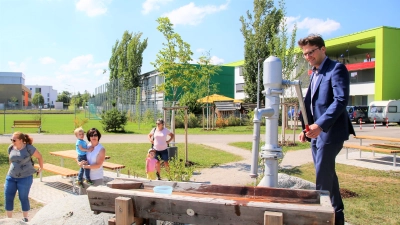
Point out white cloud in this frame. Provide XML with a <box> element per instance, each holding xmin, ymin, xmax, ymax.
<box><xmin>95</xmin><ymin>69</ymin><xmax>105</xmax><ymax>76</ymax></box>
<box><xmin>8</xmin><ymin>61</ymin><xmax>27</xmax><ymax>72</ymax></box>
<box><xmin>39</xmin><ymin>57</ymin><xmax>56</xmax><ymax>65</ymax></box>
<box><xmin>60</xmin><ymin>54</ymin><xmax>93</xmax><ymax>71</ymax></box>
<box><xmin>210</xmin><ymin>56</ymin><xmax>224</xmax><ymax>65</ymax></box>
<box><xmin>142</xmin><ymin>0</ymin><xmax>173</xmax><ymax>15</ymax></box>
<box><xmin>163</xmin><ymin>1</ymin><xmax>230</xmax><ymax>26</ymax></box>
<box><xmin>295</xmin><ymin>17</ymin><xmax>340</xmax><ymax>35</ymax></box>
<box><xmin>284</xmin><ymin>16</ymin><xmax>300</xmax><ymax>32</ymax></box>
<box><xmin>88</xmin><ymin>61</ymin><xmax>108</xmax><ymax>69</ymax></box>
<box><xmin>76</xmin><ymin>0</ymin><xmax>110</xmax><ymax>17</ymax></box>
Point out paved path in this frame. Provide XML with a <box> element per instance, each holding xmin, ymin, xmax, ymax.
<box><xmin>1</xmin><ymin>124</ymin><xmax>399</xmax><ymax>205</ymax></box>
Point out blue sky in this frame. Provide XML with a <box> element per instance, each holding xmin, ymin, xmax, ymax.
<box><xmin>0</xmin><ymin>0</ymin><xmax>399</xmax><ymax>95</ymax></box>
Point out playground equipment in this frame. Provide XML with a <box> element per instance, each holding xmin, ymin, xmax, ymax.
<box><xmin>250</xmin><ymin>56</ymin><xmax>309</xmax><ymax>188</ymax></box>
<box><xmin>87</xmin><ymin>103</ymin><xmax>101</xmax><ymax>120</ymax></box>
<box><xmin>87</xmin><ymin>178</ymin><xmax>334</xmax><ymax>225</ymax></box>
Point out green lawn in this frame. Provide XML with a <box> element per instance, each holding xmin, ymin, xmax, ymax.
<box><xmin>284</xmin><ymin>163</ymin><xmax>400</xmax><ymax>225</ymax></box>
<box><xmin>0</xmin><ymin>111</ymin><xmax>302</xmax><ymax>135</ymax></box>
<box><xmin>0</xmin><ymin>143</ymin><xmax>242</xmax><ymax>215</ymax></box>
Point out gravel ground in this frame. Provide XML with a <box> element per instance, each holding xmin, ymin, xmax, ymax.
<box><xmin>30</xmin><ymin>195</ymin><xmax>113</xmax><ymax>225</ymax></box>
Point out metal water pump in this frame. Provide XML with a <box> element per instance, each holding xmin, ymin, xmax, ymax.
<box><xmin>250</xmin><ymin>56</ymin><xmax>307</xmax><ymax>187</ymax></box>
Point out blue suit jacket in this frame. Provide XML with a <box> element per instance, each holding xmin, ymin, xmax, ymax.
<box><xmin>304</xmin><ymin>57</ymin><xmax>355</xmax><ymax>143</ymax></box>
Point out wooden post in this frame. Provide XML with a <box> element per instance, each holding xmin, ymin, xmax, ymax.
<box><xmin>108</xmin><ymin>217</ymin><xmax>116</xmax><ymax>225</ymax></box>
<box><xmin>115</xmin><ymin>197</ymin><xmax>135</xmax><ymax>225</ymax></box>
<box><xmin>202</xmin><ymin>106</ymin><xmax>205</xmax><ymax>130</ymax></box>
<box><xmin>264</xmin><ymin>211</ymin><xmax>283</xmax><ymax>225</ymax></box>
<box><xmin>185</xmin><ymin>108</ymin><xmax>188</xmax><ymax>162</ymax></box>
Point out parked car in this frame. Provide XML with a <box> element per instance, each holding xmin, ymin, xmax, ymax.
<box><xmin>346</xmin><ymin>105</ymin><xmax>369</xmax><ymax>124</ymax></box>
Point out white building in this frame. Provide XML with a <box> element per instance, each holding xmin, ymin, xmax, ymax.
<box><xmin>26</xmin><ymin>85</ymin><xmax>58</xmax><ymax>107</ymax></box>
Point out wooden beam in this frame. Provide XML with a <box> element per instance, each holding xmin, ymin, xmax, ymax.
<box><xmin>264</xmin><ymin>211</ymin><xmax>283</xmax><ymax>225</ymax></box>
<box><xmin>87</xmin><ymin>186</ymin><xmax>334</xmax><ymax>225</ymax></box>
<box><xmin>107</xmin><ymin>179</ymin><xmax>143</xmax><ymax>190</ymax></box>
<box><xmin>115</xmin><ymin>197</ymin><xmax>135</xmax><ymax>225</ymax></box>
<box><xmin>113</xmin><ymin>178</ymin><xmax>321</xmax><ymax>203</ymax></box>
<box><xmin>108</xmin><ymin>217</ymin><xmax>116</xmax><ymax>225</ymax></box>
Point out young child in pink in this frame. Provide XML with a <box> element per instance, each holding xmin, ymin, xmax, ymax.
<box><xmin>146</xmin><ymin>149</ymin><xmax>158</xmax><ymax>180</ymax></box>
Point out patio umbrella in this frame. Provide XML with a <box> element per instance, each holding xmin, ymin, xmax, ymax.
<box><xmin>197</xmin><ymin>94</ymin><xmax>235</xmax><ymax>103</ymax></box>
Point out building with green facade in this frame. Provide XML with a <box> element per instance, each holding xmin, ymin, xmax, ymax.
<box><xmin>324</xmin><ymin>26</ymin><xmax>400</xmax><ymax>104</ymax></box>
<box><xmin>227</xmin><ymin>26</ymin><xmax>400</xmax><ymax>105</ymax></box>
<box><xmin>141</xmin><ymin>65</ymin><xmax>235</xmax><ymax>100</ymax></box>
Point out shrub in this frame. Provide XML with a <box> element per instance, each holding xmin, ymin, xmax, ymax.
<box><xmin>100</xmin><ymin>108</ymin><xmax>128</xmax><ymax>132</ymax></box>
<box><xmin>215</xmin><ymin>116</ymin><xmax>227</xmax><ymax>128</ymax></box>
<box><xmin>143</xmin><ymin>109</ymin><xmax>155</xmax><ymax>124</ymax></box>
<box><xmin>164</xmin><ymin>157</ymin><xmax>194</xmax><ymax>182</ymax></box>
<box><xmin>175</xmin><ymin>113</ymin><xmax>200</xmax><ymax>128</ymax></box>
<box><xmin>227</xmin><ymin>115</ymin><xmax>241</xmax><ymax>126</ymax></box>
<box><xmin>74</xmin><ymin>118</ymin><xmax>89</xmax><ymax>128</ymax></box>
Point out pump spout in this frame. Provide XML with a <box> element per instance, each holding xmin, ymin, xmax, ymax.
<box><xmin>250</xmin><ymin>108</ymin><xmax>274</xmax><ymax>178</ymax></box>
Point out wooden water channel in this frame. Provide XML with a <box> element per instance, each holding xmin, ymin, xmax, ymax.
<box><xmin>87</xmin><ymin>178</ymin><xmax>334</xmax><ymax>225</ymax></box>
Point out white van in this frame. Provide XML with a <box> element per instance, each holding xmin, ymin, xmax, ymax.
<box><xmin>368</xmin><ymin>100</ymin><xmax>400</xmax><ymax>125</ymax></box>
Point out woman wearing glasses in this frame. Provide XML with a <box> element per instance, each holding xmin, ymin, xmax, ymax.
<box><xmin>78</xmin><ymin>128</ymin><xmax>106</xmax><ymax>186</ymax></box>
<box><xmin>148</xmin><ymin>118</ymin><xmax>175</xmax><ymax>180</ymax></box>
<box><xmin>5</xmin><ymin>132</ymin><xmax>44</xmax><ymax>222</ymax></box>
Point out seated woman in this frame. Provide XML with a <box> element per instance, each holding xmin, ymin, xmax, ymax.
<box><xmin>78</xmin><ymin>128</ymin><xmax>106</xmax><ymax>186</ymax></box>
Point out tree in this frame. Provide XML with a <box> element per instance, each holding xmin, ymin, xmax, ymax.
<box><xmin>100</xmin><ymin>107</ymin><xmax>128</xmax><ymax>132</ymax></box>
<box><xmin>178</xmin><ymin>52</ymin><xmax>221</xmax><ymax>114</ymax></box>
<box><xmin>240</xmin><ymin>0</ymin><xmax>283</xmax><ymax>103</ymax></box>
<box><xmin>32</xmin><ymin>93</ymin><xmax>44</xmax><ymax>106</ymax></box>
<box><xmin>151</xmin><ymin>17</ymin><xmax>195</xmax><ymax>104</ymax></box>
<box><xmin>109</xmin><ymin>31</ymin><xmax>148</xmax><ymax>90</ymax></box>
<box><xmin>268</xmin><ymin>0</ymin><xmax>303</xmax><ymax>81</ymax></box>
<box><xmin>57</xmin><ymin>91</ymin><xmax>71</xmax><ymax>107</ymax></box>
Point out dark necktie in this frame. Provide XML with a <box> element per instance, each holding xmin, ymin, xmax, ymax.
<box><xmin>311</xmin><ymin>68</ymin><xmax>319</xmax><ymax>115</ymax></box>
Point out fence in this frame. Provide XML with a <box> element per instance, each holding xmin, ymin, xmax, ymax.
<box><xmin>89</xmin><ymin>78</ymin><xmax>164</xmax><ymax>123</ymax></box>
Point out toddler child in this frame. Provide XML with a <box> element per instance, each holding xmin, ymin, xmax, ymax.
<box><xmin>146</xmin><ymin>149</ymin><xmax>158</xmax><ymax>180</ymax></box>
<box><xmin>74</xmin><ymin>127</ymin><xmax>93</xmax><ymax>187</ymax></box>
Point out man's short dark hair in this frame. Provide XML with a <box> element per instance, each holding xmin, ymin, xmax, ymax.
<box><xmin>298</xmin><ymin>34</ymin><xmax>325</xmax><ymax>48</ymax></box>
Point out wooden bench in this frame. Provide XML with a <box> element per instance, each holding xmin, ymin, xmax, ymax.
<box><xmin>342</xmin><ymin>143</ymin><xmax>400</xmax><ymax>167</ymax></box>
<box><xmin>102</xmin><ymin>162</ymin><xmax>125</xmax><ymax>177</ymax></box>
<box><xmin>353</xmin><ymin>135</ymin><xmax>400</xmax><ymax>145</ymax></box>
<box><xmin>12</xmin><ymin>120</ymin><xmax>41</xmax><ymax>134</ymax></box>
<box><xmin>34</xmin><ymin>163</ymin><xmax>80</xmax><ymax>194</ymax></box>
<box><xmin>370</xmin><ymin>143</ymin><xmax>400</xmax><ymax>149</ymax></box>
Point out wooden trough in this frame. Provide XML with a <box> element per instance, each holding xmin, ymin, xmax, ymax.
<box><xmin>87</xmin><ymin>178</ymin><xmax>334</xmax><ymax>225</ymax></box>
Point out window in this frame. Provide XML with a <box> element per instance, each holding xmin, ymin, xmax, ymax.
<box><xmin>236</xmin><ymin>83</ymin><xmax>244</xmax><ymax>93</ymax></box>
<box><xmin>388</xmin><ymin>106</ymin><xmax>397</xmax><ymax>113</ymax></box>
<box><xmin>370</xmin><ymin>106</ymin><xmax>385</xmax><ymax>113</ymax></box>
<box><xmin>47</xmin><ymin>93</ymin><xmax>50</xmax><ymax>97</ymax></box>
<box><xmin>349</xmin><ymin>69</ymin><xmax>375</xmax><ymax>84</ymax></box>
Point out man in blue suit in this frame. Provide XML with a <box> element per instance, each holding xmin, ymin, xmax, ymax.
<box><xmin>298</xmin><ymin>34</ymin><xmax>355</xmax><ymax>225</ymax></box>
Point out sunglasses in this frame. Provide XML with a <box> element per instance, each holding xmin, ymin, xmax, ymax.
<box><xmin>90</xmin><ymin>133</ymin><xmax>98</xmax><ymax>137</ymax></box>
<box><xmin>10</xmin><ymin>139</ymin><xmax>17</xmax><ymax>142</ymax></box>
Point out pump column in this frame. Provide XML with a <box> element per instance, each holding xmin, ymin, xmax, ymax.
<box><xmin>258</xmin><ymin>56</ymin><xmax>283</xmax><ymax>188</ymax></box>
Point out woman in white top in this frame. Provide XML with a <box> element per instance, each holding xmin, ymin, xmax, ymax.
<box><xmin>148</xmin><ymin>118</ymin><xmax>174</xmax><ymax>180</ymax></box>
<box><xmin>78</xmin><ymin>128</ymin><xmax>106</xmax><ymax>186</ymax></box>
